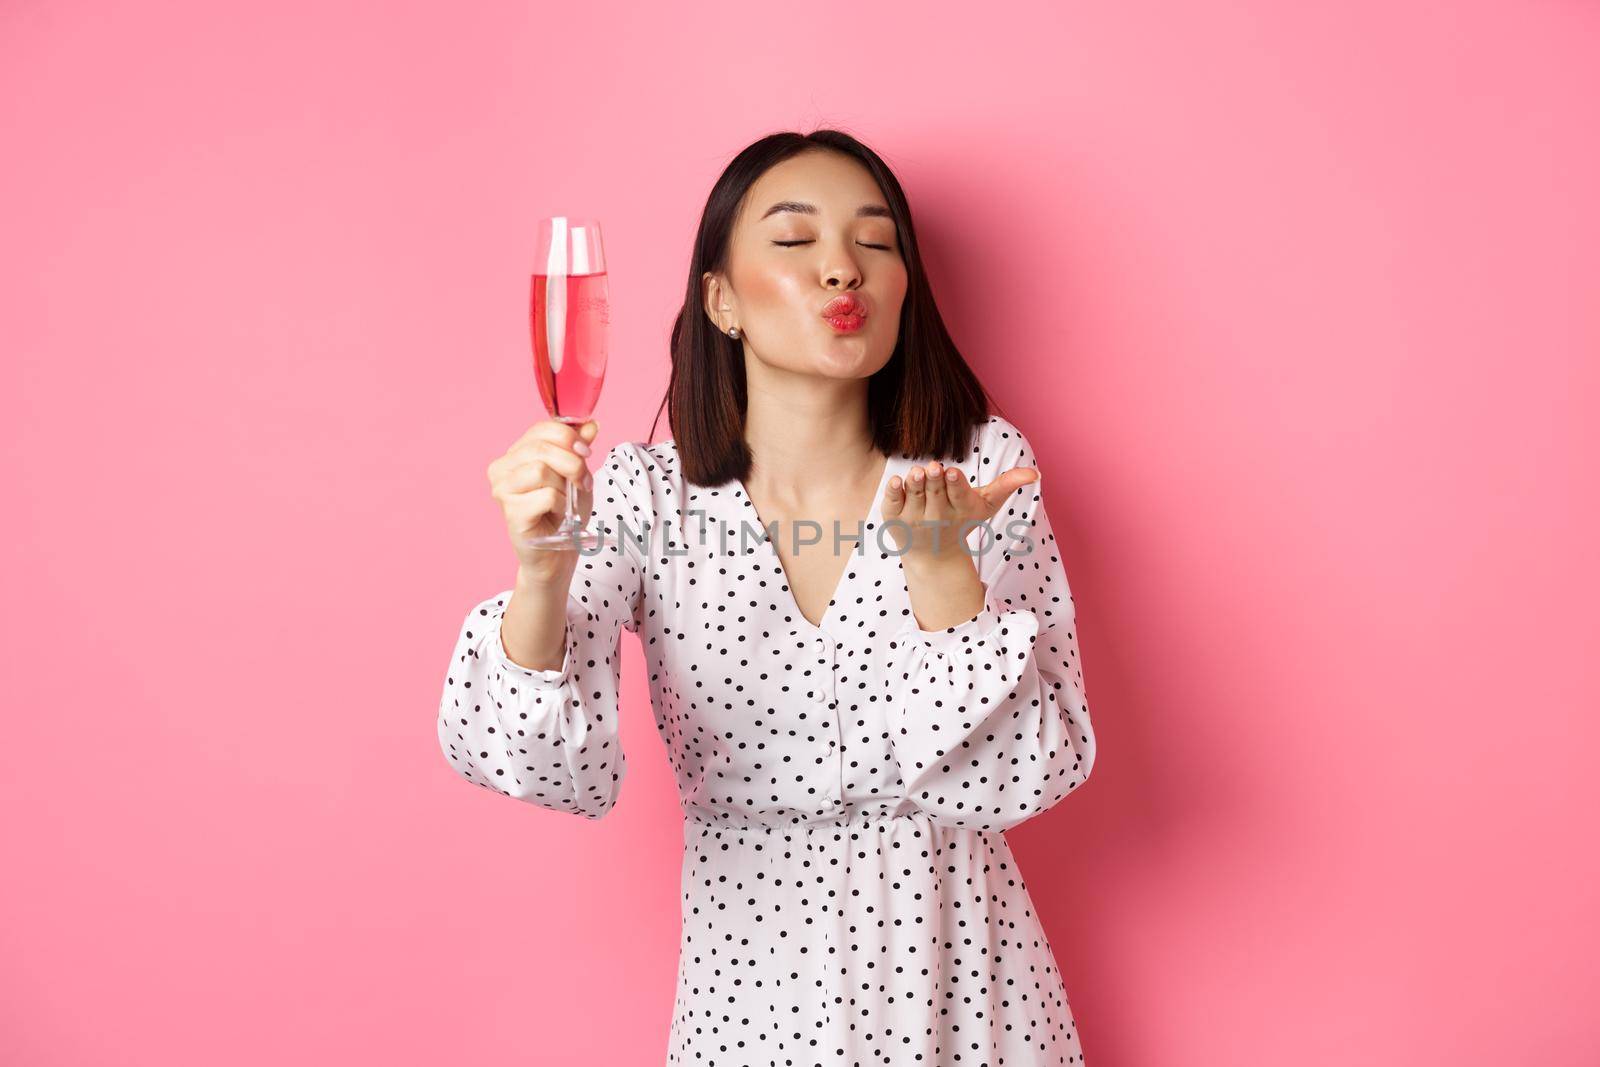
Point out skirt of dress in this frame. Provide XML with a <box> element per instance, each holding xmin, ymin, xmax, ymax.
<box><xmin>667</xmin><ymin>807</ymin><xmax>1087</xmax><ymax>1066</ymax></box>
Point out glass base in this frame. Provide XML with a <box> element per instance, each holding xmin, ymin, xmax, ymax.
<box><xmin>522</xmin><ymin>522</ymin><xmax>603</xmax><ymax>551</ymax></box>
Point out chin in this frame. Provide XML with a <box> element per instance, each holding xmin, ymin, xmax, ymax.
<box><xmin>813</xmin><ymin>343</ymin><xmax>894</xmax><ymax>379</ymax></box>
<box><xmin>753</xmin><ymin>330</ymin><xmax>897</xmax><ymax>378</ymax></box>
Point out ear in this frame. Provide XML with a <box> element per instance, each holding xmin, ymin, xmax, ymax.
<box><xmin>702</xmin><ymin>270</ymin><xmax>731</xmax><ymax>332</ymax></box>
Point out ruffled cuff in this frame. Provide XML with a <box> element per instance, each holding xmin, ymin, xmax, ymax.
<box><xmin>892</xmin><ymin>596</ymin><xmax>1040</xmax><ymax>657</ymax></box>
<box><xmin>480</xmin><ymin>593</ymin><xmax>589</xmax><ymax>690</ymax></box>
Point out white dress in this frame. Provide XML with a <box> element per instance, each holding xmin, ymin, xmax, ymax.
<box><xmin>438</xmin><ymin>414</ymin><xmax>1097</xmax><ymax>1066</ymax></box>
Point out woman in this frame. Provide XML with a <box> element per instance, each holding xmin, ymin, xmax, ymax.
<box><xmin>439</xmin><ymin>129</ymin><xmax>1097</xmax><ymax>1064</ymax></box>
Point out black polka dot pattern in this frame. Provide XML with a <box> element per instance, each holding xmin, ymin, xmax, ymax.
<box><xmin>438</xmin><ymin>415</ymin><xmax>1097</xmax><ymax>1064</ymax></box>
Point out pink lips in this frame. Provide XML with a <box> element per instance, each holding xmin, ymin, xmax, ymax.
<box><xmin>820</xmin><ymin>293</ymin><xmax>868</xmax><ymax>331</ymax></box>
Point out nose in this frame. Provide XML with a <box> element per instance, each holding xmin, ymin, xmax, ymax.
<box><xmin>822</xmin><ymin>243</ymin><xmax>863</xmax><ymax>290</ymax></box>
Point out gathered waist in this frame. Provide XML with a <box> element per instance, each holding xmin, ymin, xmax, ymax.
<box><xmin>680</xmin><ymin>801</ymin><xmax>1001</xmax><ymax>839</ymax></box>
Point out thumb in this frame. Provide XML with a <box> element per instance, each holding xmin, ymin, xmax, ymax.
<box><xmin>978</xmin><ymin>466</ymin><xmax>1040</xmax><ymax>510</ymax></box>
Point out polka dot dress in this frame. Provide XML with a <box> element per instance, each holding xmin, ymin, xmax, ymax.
<box><xmin>439</xmin><ymin>414</ymin><xmax>1097</xmax><ymax>1065</ymax></box>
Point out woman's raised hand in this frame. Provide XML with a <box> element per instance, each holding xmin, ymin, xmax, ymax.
<box><xmin>881</xmin><ymin>460</ymin><xmax>1039</xmax><ymax>568</ymax></box>
<box><xmin>486</xmin><ymin>417</ymin><xmax>599</xmax><ymax>581</ymax></box>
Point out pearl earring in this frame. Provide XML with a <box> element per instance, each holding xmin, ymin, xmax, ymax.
<box><xmin>728</xmin><ymin>326</ymin><xmax>742</xmax><ymax>340</ymax></box>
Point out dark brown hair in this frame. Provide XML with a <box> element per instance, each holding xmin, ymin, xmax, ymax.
<box><xmin>651</xmin><ymin>129</ymin><xmax>1004</xmax><ymax>486</ymax></box>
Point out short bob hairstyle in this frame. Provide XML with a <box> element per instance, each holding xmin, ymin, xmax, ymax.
<box><xmin>652</xmin><ymin>129</ymin><xmax>1005</xmax><ymax>487</ymax></box>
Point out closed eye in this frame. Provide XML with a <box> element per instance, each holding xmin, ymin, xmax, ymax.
<box><xmin>772</xmin><ymin>240</ymin><xmax>894</xmax><ymax>250</ymax></box>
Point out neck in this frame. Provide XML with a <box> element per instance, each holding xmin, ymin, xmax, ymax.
<box><xmin>741</xmin><ymin>365</ymin><xmax>880</xmax><ymax>503</ymax></box>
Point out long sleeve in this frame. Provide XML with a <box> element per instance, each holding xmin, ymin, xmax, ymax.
<box><xmin>884</xmin><ymin>428</ymin><xmax>1096</xmax><ymax>833</ymax></box>
<box><xmin>436</xmin><ymin>443</ymin><xmax>651</xmax><ymax>820</ymax></box>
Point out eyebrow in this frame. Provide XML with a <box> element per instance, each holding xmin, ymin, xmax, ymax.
<box><xmin>759</xmin><ymin>200</ymin><xmax>893</xmax><ymax>220</ymax></box>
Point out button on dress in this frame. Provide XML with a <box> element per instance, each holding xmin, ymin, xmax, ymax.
<box><xmin>438</xmin><ymin>414</ymin><xmax>1097</xmax><ymax>1065</ymax></box>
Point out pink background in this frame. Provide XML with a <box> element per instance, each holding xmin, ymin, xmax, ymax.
<box><xmin>4</xmin><ymin>1</ymin><xmax>1597</xmax><ymax>1063</ymax></box>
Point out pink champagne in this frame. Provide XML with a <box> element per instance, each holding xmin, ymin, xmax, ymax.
<box><xmin>530</xmin><ymin>271</ymin><xmax>609</xmax><ymax>420</ymax></box>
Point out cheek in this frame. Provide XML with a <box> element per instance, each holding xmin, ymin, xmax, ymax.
<box><xmin>881</xmin><ymin>265</ymin><xmax>910</xmax><ymax>312</ymax></box>
<box><xmin>739</xmin><ymin>261</ymin><xmax>813</xmax><ymax>313</ymax></box>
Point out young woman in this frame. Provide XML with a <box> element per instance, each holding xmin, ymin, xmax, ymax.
<box><xmin>440</xmin><ymin>129</ymin><xmax>1098</xmax><ymax>1065</ymax></box>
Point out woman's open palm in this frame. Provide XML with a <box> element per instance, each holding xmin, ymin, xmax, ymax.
<box><xmin>880</xmin><ymin>459</ymin><xmax>1039</xmax><ymax>565</ymax></box>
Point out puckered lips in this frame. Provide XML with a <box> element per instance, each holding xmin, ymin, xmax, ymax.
<box><xmin>820</xmin><ymin>293</ymin><xmax>868</xmax><ymax>331</ymax></box>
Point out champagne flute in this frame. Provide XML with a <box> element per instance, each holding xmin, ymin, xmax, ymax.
<box><xmin>525</xmin><ymin>215</ymin><xmax>609</xmax><ymax>551</ymax></box>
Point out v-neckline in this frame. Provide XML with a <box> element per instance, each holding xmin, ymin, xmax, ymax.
<box><xmin>733</xmin><ymin>449</ymin><xmax>900</xmax><ymax>634</ymax></box>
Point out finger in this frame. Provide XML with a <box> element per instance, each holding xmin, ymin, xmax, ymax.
<box><xmin>531</xmin><ymin>439</ymin><xmax>590</xmax><ymax>484</ymax></box>
<box><xmin>510</xmin><ymin>417</ymin><xmax>597</xmax><ymax>455</ymax></box>
<box><xmin>494</xmin><ymin>452</ymin><xmax>580</xmax><ymax>497</ymax></box>
<box><xmin>515</xmin><ymin>419</ymin><xmax>593</xmax><ymax>460</ymax></box>
<box><xmin>494</xmin><ymin>450</ymin><xmax>581</xmax><ymax>499</ymax></box>
<box><xmin>503</xmin><ymin>485</ymin><xmax>568</xmax><ymax>531</ymax></box>
<box><xmin>493</xmin><ymin>462</ymin><xmax>553</xmax><ymax>498</ymax></box>
<box><xmin>922</xmin><ymin>460</ymin><xmax>950</xmax><ymax>512</ymax></box>
<box><xmin>504</xmin><ymin>432</ymin><xmax>594</xmax><ymax>477</ymax></box>
<box><xmin>905</xmin><ymin>464</ymin><xmax>928</xmax><ymax>508</ymax></box>
<box><xmin>979</xmin><ymin>466</ymin><xmax>1041</xmax><ymax>509</ymax></box>
<box><xmin>942</xmin><ymin>466</ymin><xmax>976</xmax><ymax>511</ymax></box>
<box><xmin>881</xmin><ymin>474</ymin><xmax>906</xmax><ymax>519</ymax></box>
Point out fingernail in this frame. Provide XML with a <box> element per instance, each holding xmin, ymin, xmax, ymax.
<box><xmin>945</xmin><ymin>469</ymin><xmax>959</xmax><ymax>481</ymax></box>
<box><xmin>573</xmin><ymin>440</ymin><xmax>591</xmax><ymax>456</ymax></box>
